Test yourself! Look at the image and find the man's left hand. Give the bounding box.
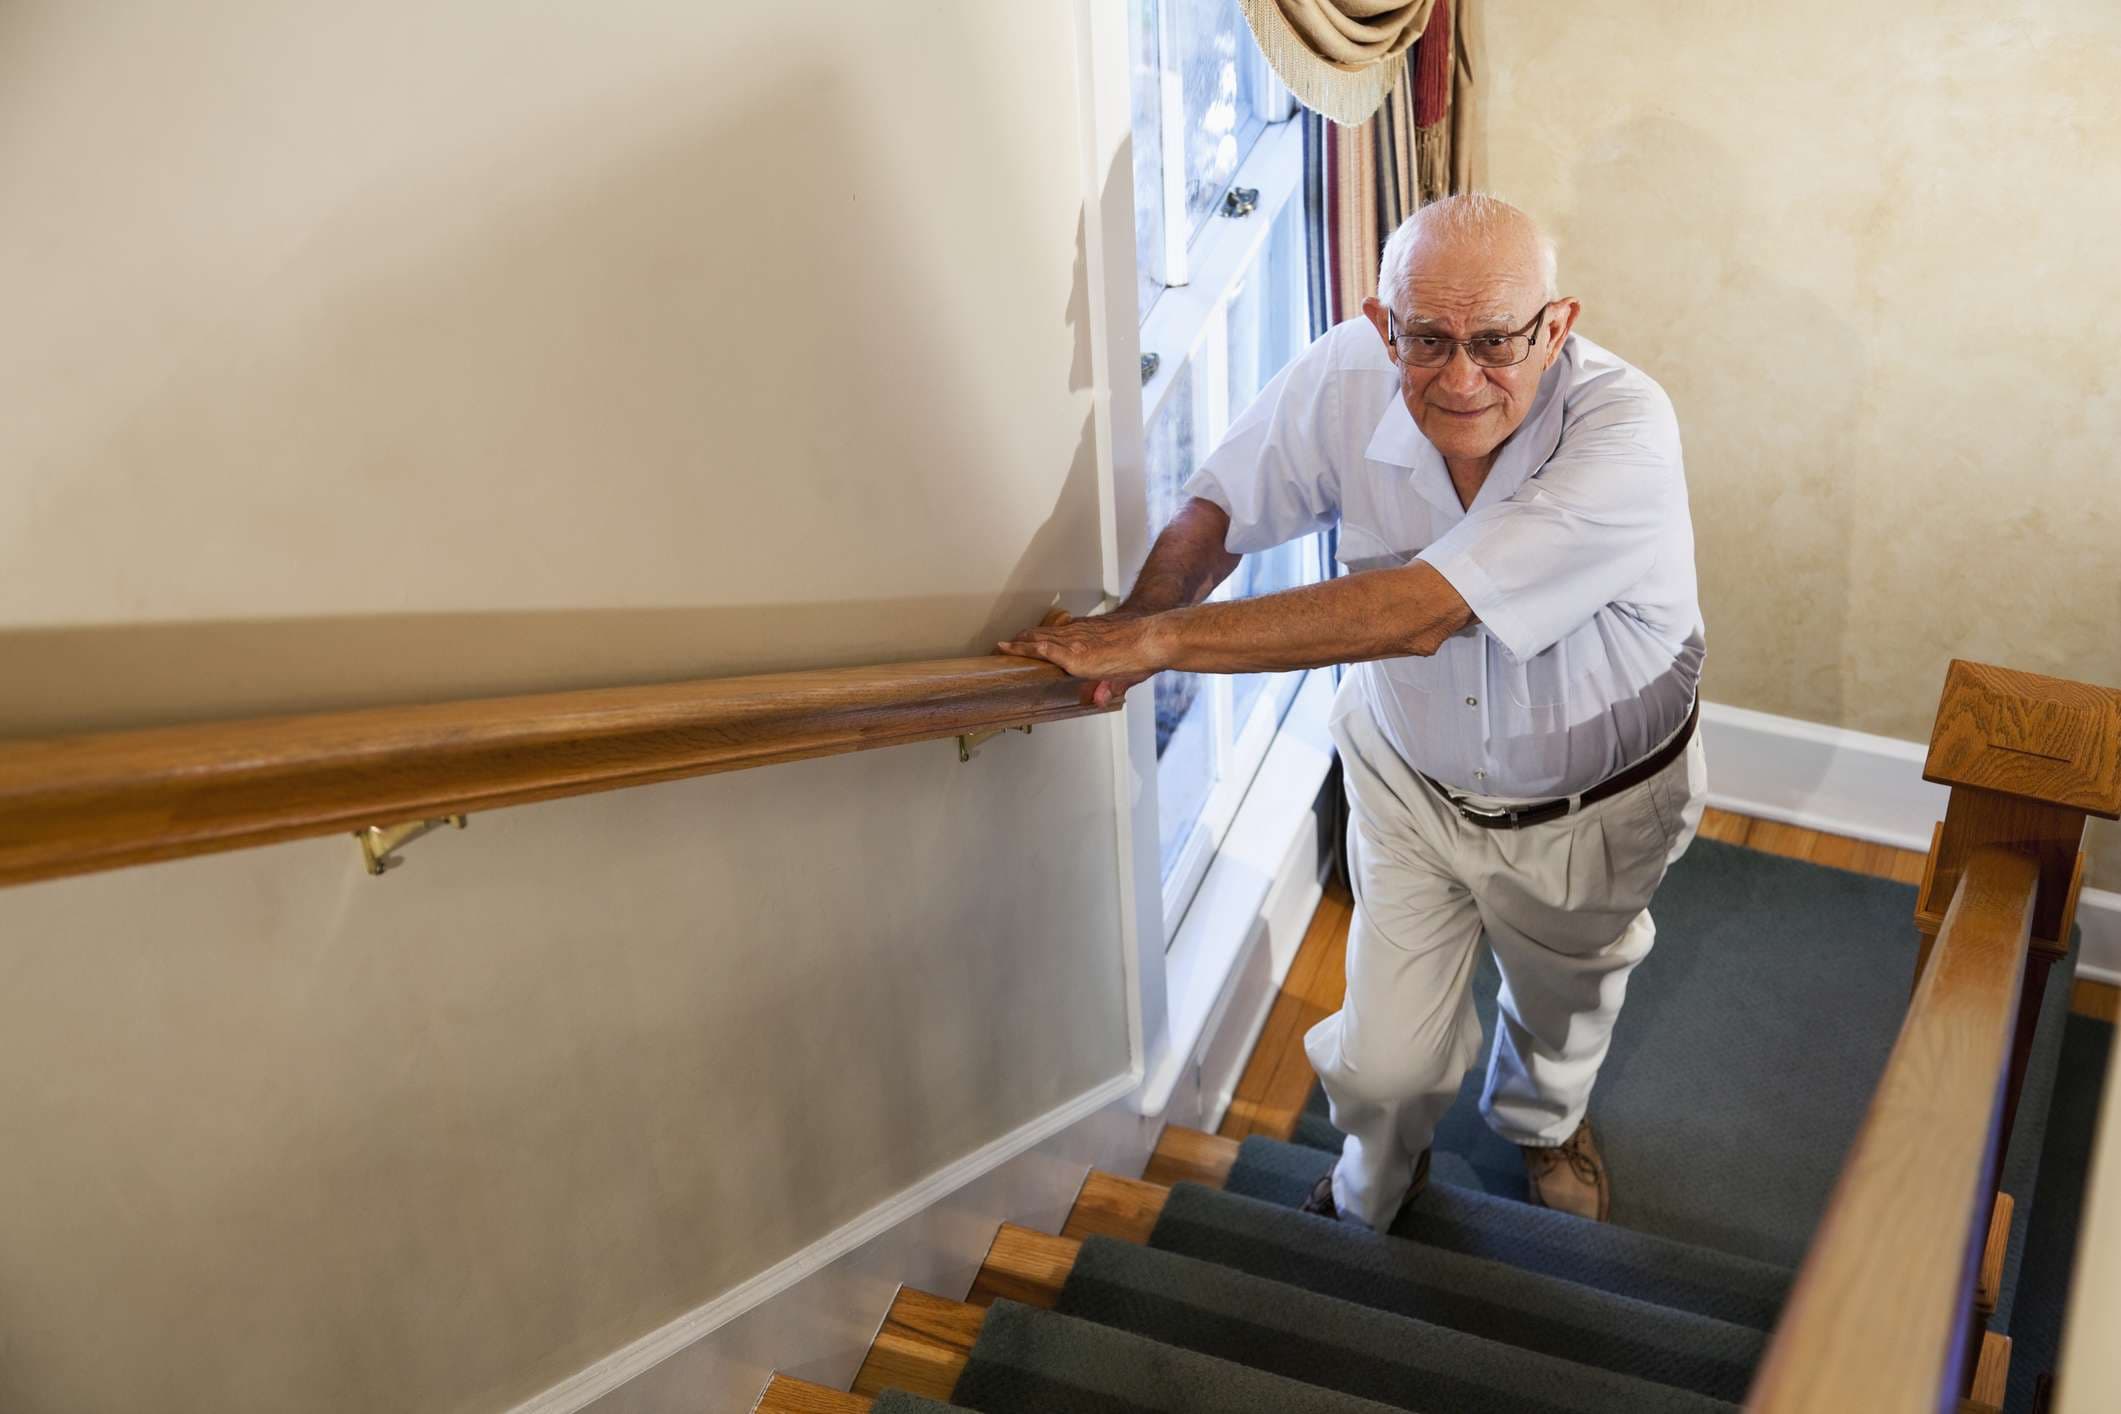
[998,610,1168,707]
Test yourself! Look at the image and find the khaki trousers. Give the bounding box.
[1303,676,1708,1230]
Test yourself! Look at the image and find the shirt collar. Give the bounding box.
[1363,335,1576,515]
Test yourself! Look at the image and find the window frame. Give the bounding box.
[1137,117,1306,432]
[1133,115,1316,945]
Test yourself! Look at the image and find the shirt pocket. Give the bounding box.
[1335,522,1416,576]
[1336,524,1477,700]
[1375,627,1483,701]
[1498,616,1613,709]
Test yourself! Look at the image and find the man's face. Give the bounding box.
[1363,240,1578,469]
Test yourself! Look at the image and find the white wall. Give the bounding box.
[0,5,1137,1412]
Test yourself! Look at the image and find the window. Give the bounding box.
[1130,0,1326,942]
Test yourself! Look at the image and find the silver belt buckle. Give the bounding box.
[1455,800,1521,826]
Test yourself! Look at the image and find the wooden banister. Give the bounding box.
[0,655,1110,887]
[1748,661,2120,1412]
[1746,845,2037,1413]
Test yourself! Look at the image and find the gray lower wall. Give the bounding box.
[0,724,1130,1413]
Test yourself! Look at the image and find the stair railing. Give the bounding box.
[1746,661,2121,1414]
[0,650,1110,887]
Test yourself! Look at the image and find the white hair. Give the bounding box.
[1377,194,1559,315]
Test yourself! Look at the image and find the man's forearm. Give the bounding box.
[1148,561,1475,673]
[1117,497,1242,616]
[994,506,1471,688]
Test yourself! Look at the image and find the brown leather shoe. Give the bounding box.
[1299,1173,1339,1219]
[1522,1121,1610,1222]
[1300,1149,1431,1225]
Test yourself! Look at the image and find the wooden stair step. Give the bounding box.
[1143,1125,1241,1189]
[967,1222,1079,1309]
[1966,1331,2010,1412]
[1974,1191,2014,1316]
[1059,1171,1171,1245]
[754,1374,872,1412]
[849,1288,983,1401]
[962,1131,1232,1313]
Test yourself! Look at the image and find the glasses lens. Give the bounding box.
[1468,335,1529,368]
[1398,336,1451,367]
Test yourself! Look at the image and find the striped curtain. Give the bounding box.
[1322,0,1485,322]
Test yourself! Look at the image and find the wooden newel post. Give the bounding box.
[1917,665,2112,949]
[1909,661,2121,1400]
[1918,659,2111,912]
[1914,662,2121,1116]
[1913,659,2121,983]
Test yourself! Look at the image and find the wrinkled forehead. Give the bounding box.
[1396,234,1545,329]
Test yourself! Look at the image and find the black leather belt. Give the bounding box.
[1423,698,1701,831]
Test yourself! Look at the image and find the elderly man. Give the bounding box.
[1001,194,1705,1229]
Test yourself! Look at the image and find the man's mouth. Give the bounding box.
[1431,405,1491,419]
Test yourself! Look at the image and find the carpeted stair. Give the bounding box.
[812,841,2092,1414]
[1160,1169,1776,1394]
[1281,838,2081,1350]
[1217,1137,1792,1330]
[1057,1231,1741,1411]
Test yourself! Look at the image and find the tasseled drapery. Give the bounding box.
[1321,0,1483,322]
[1237,1,1438,126]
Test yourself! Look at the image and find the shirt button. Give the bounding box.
[1465,696,1478,707]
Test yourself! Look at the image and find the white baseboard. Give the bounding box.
[510,1071,1155,1414]
[1700,700,2121,987]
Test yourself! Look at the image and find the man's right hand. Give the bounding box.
[1003,607,1155,708]
[1006,496,1239,706]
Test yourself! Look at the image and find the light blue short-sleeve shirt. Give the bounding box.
[1182,318,1704,800]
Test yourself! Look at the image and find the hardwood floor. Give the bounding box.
[1218,808,2116,1145]
[1217,887,1351,1143]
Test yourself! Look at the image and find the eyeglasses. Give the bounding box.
[1387,303,1553,369]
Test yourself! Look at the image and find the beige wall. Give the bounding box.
[0,5,1132,1412]
[1484,0,2121,884]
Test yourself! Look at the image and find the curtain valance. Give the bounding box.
[1237,0,1438,125]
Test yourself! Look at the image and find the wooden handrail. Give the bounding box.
[1748,661,2119,1412]
[1746,844,2038,1413]
[0,655,1110,887]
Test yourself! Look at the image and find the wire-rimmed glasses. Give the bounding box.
[1386,303,1554,369]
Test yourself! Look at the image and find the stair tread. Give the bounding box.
[966,1223,1072,1309]
[869,1394,964,1414]
[1059,1171,1166,1244]
[1142,1125,1240,1189]
[951,1299,1412,1414]
[1225,1135,1793,1329]
[1058,1233,1739,1412]
[851,1289,980,1401]
[1146,1181,1765,1402]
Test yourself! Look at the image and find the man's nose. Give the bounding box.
[1437,345,1487,395]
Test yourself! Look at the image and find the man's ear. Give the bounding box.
[1361,296,1393,348]
[1542,298,1582,367]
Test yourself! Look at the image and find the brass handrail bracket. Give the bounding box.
[356,815,467,876]
[958,724,1032,764]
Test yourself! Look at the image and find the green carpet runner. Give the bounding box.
[857,841,2092,1412]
